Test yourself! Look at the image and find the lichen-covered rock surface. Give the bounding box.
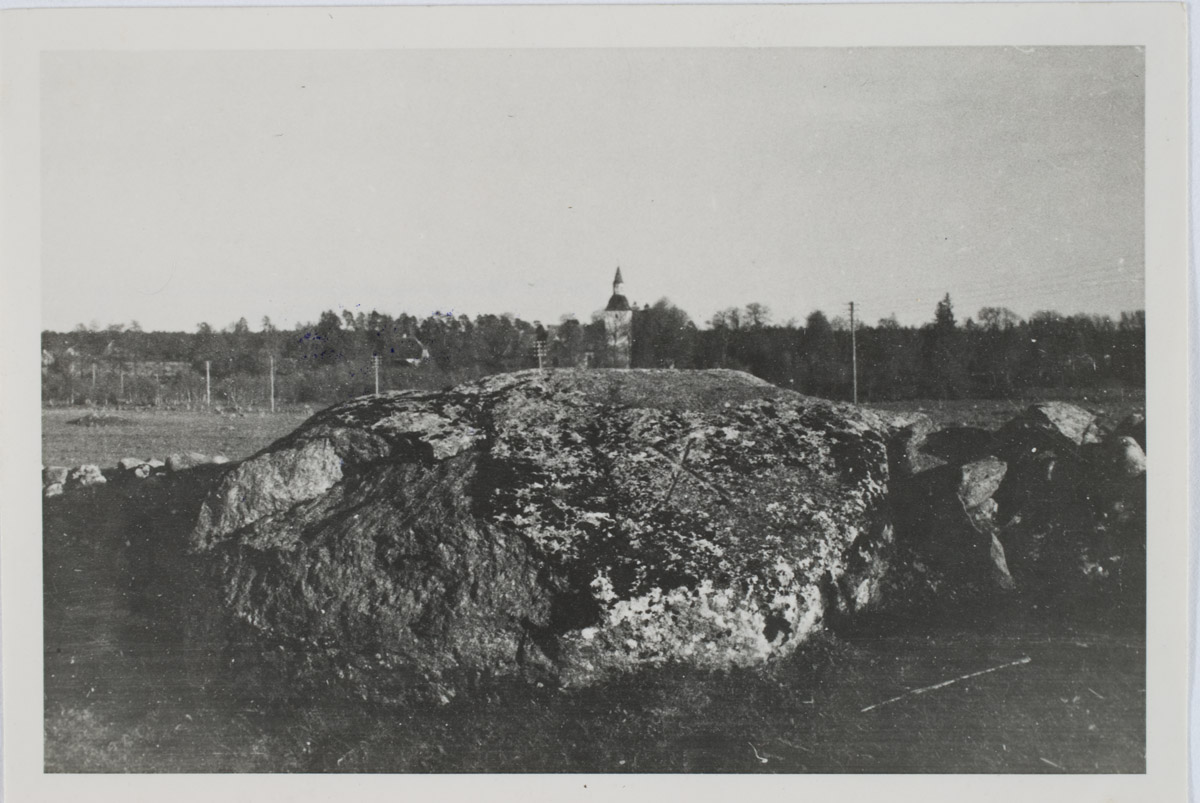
[190,369,897,697]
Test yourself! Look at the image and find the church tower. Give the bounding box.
[603,267,632,368]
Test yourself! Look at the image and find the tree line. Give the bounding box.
[41,295,1144,408]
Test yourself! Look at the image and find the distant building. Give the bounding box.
[603,267,632,368]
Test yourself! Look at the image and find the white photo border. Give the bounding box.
[1,4,1188,802]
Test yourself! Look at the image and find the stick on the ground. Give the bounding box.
[860,656,1032,713]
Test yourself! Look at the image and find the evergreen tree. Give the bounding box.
[921,293,969,398]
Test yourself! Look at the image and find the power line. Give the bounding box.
[848,301,858,405]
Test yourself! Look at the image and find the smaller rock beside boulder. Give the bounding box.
[1079,419,1108,446]
[891,456,1014,601]
[1082,433,1147,529]
[46,451,222,496]
[67,464,106,488]
[993,401,1096,463]
[108,456,175,481]
[959,457,1008,509]
[990,403,1145,601]
[1029,401,1098,444]
[1113,412,1146,453]
[167,452,212,473]
[43,466,69,486]
[869,399,1144,616]
[879,411,938,477]
[1097,435,1147,480]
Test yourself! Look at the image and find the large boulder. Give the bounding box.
[190,369,898,697]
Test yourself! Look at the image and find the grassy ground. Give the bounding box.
[43,624,1145,773]
[43,476,1144,774]
[41,390,1145,773]
[42,471,1144,775]
[43,387,1145,470]
[42,408,312,468]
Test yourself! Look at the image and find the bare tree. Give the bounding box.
[743,302,771,329]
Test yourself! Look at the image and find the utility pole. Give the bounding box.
[205,360,211,406]
[269,355,276,412]
[849,301,858,405]
[373,355,380,394]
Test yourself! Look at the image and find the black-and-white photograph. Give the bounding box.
[2,4,1189,796]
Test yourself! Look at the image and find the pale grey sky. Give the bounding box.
[41,46,1143,332]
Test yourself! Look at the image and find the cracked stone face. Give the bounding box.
[191,369,897,698]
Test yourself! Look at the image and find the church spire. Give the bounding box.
[605,267,630,312]
[603,266,633,368]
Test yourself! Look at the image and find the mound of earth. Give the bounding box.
[191,369,900,698]
[68,413,133,427]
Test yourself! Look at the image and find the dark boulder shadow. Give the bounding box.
[921,426,995,464]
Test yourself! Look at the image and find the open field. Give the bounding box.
[42,408,312,468]
[43,386,1145,470]
[864,387,1144,431]
[41,389,1145,773]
